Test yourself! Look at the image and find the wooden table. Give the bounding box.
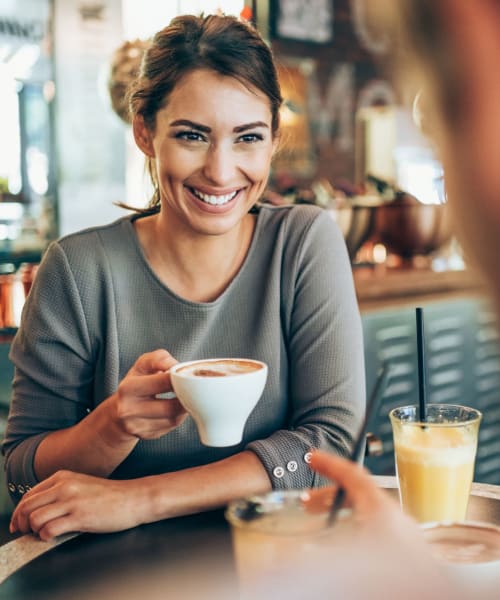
[0,478,499,599]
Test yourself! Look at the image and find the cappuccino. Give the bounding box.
[169,358,268,446]
[176,359,263,378]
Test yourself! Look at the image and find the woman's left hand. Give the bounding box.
[10,470,147,541]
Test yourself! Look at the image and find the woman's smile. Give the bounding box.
[186,186,241,208]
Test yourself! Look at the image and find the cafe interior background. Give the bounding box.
[1,0,500,517]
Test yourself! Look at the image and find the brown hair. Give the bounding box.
[127,14,283,212]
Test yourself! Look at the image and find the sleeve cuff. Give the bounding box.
[4,432,47,505]
[246,431,331,490]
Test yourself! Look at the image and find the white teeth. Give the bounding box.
[191,188,238,205]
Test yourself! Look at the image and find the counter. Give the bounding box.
[354,266,485,311]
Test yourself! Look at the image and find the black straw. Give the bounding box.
[416,307,427,423]
[327,362,392,525]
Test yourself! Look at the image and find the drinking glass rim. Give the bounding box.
[389,403,482,426]
[225,490,351,535]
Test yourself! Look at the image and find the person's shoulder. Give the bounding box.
[43,215,134,273]
[257,202,336,235]
[55,215,132,249]
[257,202,326,226]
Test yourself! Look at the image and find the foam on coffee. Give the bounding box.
[176,359,262,378]
[423,523,500,564]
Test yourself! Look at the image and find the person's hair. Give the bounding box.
[127,13,283,212]
[108,39,150,124]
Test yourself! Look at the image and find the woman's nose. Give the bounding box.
[202,143,236,185]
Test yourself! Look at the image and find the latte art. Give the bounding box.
[169,357,268,446]
[176,359,263,377]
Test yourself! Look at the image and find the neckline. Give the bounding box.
[124,208,264,306]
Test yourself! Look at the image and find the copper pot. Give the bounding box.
[374,193,453,258]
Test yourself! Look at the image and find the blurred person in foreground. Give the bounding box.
[307,1,500,598]
[4,14,365,539]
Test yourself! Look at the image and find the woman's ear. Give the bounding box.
[133,115,155,158]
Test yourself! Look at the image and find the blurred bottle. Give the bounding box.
[0,262,38,330]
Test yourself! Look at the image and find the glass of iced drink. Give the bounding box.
[225,489,349,598]
[389,404,482,523]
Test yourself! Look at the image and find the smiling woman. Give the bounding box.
[2,14,365,542]
[132,69,276,248]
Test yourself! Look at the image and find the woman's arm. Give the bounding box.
[246,208,366,489]
[33,349,187,480]
[10,450,271,540]
[3,242,187,493]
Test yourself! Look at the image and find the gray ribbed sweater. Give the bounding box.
[3,204,365,501]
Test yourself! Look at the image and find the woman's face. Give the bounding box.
[136,69,277,237]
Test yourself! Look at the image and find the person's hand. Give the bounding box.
[309,450,416,537]
[9,470,147,540]
[307,451,462,599]
[106,349,188,442]
[309,451,398,518]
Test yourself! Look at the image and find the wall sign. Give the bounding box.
[271,0,334,44]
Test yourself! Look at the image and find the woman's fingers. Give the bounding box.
[130,349,177,375]
[111,349,187,439]
[21,503,71,538]
[10,482,62,533]
[11,472,140,540]
[118,370,174,398]
[36,516,78,542]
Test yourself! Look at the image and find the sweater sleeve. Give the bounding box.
[246,208,366,489]
[2,242,94,503]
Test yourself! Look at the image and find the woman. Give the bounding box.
[4,14,365,540]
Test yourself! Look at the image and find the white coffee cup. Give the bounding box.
[421,521,500,596]
[169,358,268,447]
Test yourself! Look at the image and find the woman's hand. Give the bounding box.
[10,471,148,541]
[106,349,188,442]
[32,349,188,481]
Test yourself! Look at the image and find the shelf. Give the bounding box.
[354,266,485,311]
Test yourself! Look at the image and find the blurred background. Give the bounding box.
[1,0,499,513]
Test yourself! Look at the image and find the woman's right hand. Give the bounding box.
[106,349,188,442]
[33,349,188,481]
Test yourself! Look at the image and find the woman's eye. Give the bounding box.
[175,130,205,142]
[238,133,264,144]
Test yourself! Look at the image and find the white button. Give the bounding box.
[155,392,177,400]
[273,466,285,478]
[17,485,25,494]
[8,483,15,492]
[287,461,298,472]
[25,485,32,492]
[304,452,312,464]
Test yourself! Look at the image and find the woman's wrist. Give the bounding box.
[34,397,139,480]
[92,394,140,448]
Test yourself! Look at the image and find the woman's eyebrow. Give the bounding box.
[233,121,269,133]
[169,119,211,133]
[169,119,269,133]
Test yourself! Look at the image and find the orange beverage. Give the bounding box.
[390,404,482,523]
